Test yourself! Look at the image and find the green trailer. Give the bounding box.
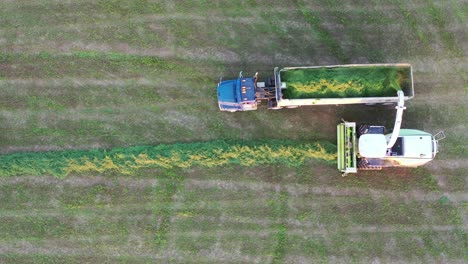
[275,63,413,108]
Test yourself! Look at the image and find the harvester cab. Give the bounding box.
[337,91,444,176]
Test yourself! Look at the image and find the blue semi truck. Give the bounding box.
[217,64,414,112]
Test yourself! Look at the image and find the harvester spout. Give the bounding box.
[387,90,406,149]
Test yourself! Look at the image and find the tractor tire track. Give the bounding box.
[186,179,468,204]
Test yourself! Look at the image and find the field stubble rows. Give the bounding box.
[0,169,465,263]
[0,0,466,263]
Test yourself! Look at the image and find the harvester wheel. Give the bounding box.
[358,159,369,169]
[265,77,275,87]
[267,100,282,110]
[358,125,369,136]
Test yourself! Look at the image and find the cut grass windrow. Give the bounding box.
[0,140,336,178]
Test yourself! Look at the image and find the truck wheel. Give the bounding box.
[265,77,275,87]
[269,107,282,110]
[267,100,282,110]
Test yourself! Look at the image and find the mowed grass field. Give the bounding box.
[0,0,467,263]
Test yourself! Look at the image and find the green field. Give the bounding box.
[0,0,467,263]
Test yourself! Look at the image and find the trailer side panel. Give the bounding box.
[277,64,413,106]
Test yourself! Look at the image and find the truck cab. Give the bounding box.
[217,76,257,112]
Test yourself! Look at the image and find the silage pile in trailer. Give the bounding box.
[281,66,410,99]
[0,140,336,177]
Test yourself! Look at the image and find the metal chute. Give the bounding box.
[386,90,406,149]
